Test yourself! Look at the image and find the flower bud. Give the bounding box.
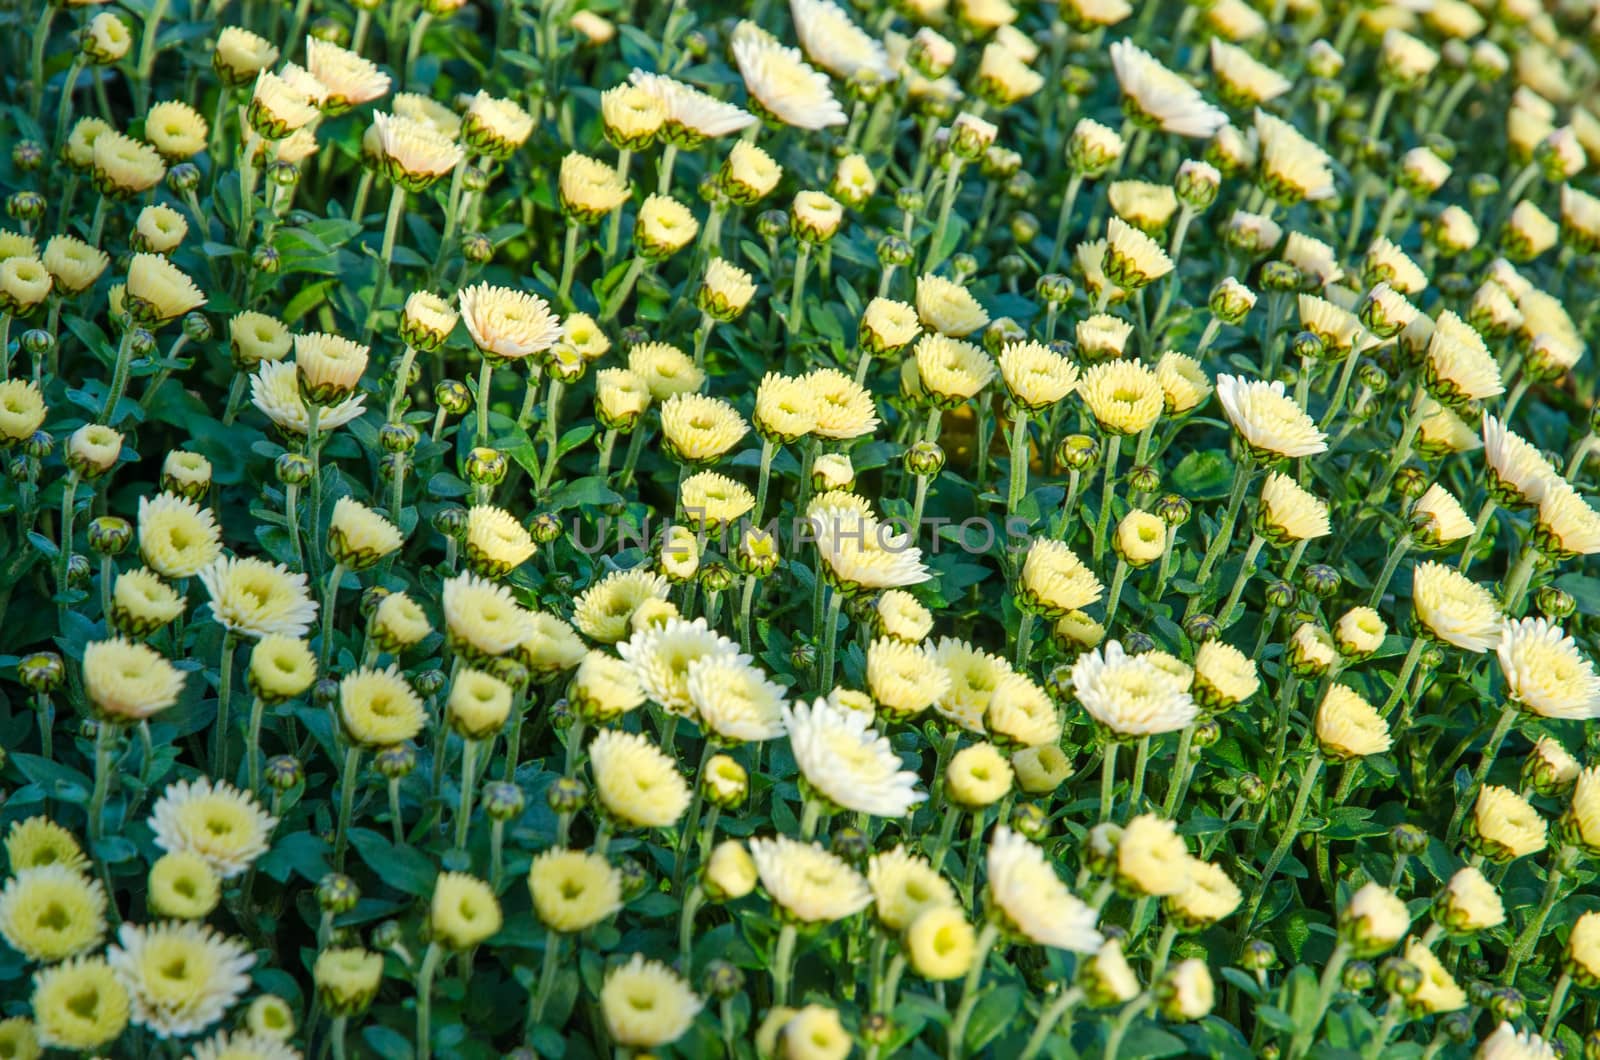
[87,515,132,556]
[703,754,748,809]
[703,959,745,1001]
[481,780,524,822]
[18,651,65,694]
[1208,277,1257,325]
[66,424,123,478]
[1175,160,1221,212]
[546,775,588,815]
[904,440,945,478]
[318,873,360,914]
[265,755,303,791]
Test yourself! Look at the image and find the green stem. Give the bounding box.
[453,739,479,853]
[1046,173,1083,273]
[415,941,443,1060]
[946,923,1002,1060]
[1099,739,1118,822]
[1286,940,1351,1060]
[1503,862,1567,984]
[1092,434,1122,564]
[1125,735,1151,819]
[213,632,238,780]
[598,255,646,322]
[87,719,118,843]
[785,244,812,339]
[319,563,346,673]
[362,187,406,346]
[557,219,582,309]
[1018,987,1083,1060]
[1444,700,1518,847]
[923,159,964,274]
[476,358,495,443]
[1542,972,1573,1037]
[1190,454,1255,600]
[817,587,845,693]
[1240,753,1323,937]
[1006,412,1031,521]
[1218,534,1265,627]
[771,923,799,1005]
[333,745,363,871]
[1367,532,1412,607]
[101,326,137,423]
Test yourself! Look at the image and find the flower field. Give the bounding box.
[2,0,1600,1056]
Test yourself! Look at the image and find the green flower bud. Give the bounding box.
[17,651,65,694]
[374,743,416,780]
[547,775,587,815]
[318,873,360,914]
[481,780,524,821]
[703,959,745,1001]
[265,755,303,791]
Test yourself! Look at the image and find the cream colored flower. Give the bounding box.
[1470,785,1546,861]
[629,70,755,142]
[618,615,744,717]
[790,0,893,81]
[731,21,846,130]
[600,955,702,1048]
[1411,561,1502,652]
[1215,374,1326,459]
[458,283,561,361]
[786,698,924,816]
[749,836,871,922]
[916,275,990,339]
[198,557,317,638]
[148,778,276,879]
[1315,685,1391,760]
[1496,617,1600,719]
[914,335,996,407]
[930,637,1013,734]
[306,38,391,108]
[588,729,691,829]
[371,111,463,187]
[1080,360,1164,436]
[1104,216,1173,289]
[106,921,254,1037]
[1257,472,1330,544]
[1072,640,1197,736]
[1411,483,1473,546]
[1210,40,1290,107]
[1192,639,1259,709]
[1115,815,1190,897]
[1535,480,1600,558]
[1108,180,1178,235]
[1110,40,1226,138]
[985,827,1102,951]
[250,361,365,435]
[1255,110,1335,204]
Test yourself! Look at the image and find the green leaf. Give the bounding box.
[348,829,438,896]
[964,985,1022,1054]
[257,831,332,884]
[1170,448,1236,500]
[547,476,622,511]
[9,753,91,803]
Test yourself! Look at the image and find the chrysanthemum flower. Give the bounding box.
[929,636,1014,733]
[111,567,187,636]
[1080,360,1164,436]
[1072,640,1197,737]
[107,920,255,1038]
[790,0,893,81]
[1210,40,1290,107]
[338,665,426,746]
[1411,561,1502,652]
[82,638,187,720]
[559,153,631,224]
[516,611,587,676]
[749,836,872,922]
[1110,40,1227,138]
[785,698,925,817]
[628,70,756,144]
[914,334,996,407]
[462,505,536,578]
[1534,480,1600,558]
[1019,539,1104,616]
[529,849,623,933]
[186,1030,303,1060]
[867,846,957,932]
[428,873,502,949]
[306,38,391,109]
[31,956,130,1051]
[865,638,949,720]
[999,340,1080,411]
[1469,786,1546,862]
[986,826,1103,950]
[371,111,462,189]
[659,393,748,465]
[0,865,108,961]
[600,954,703,1048]
[147,850,221,920]
[149,778,276,879]
[1496,617,1600,719]
[688,655,787,742]
[138,491,221,579]
[810,501,930,592]
[5,817,89,873]
[588,729,691,829]
[1215,374,1327,459]
[198,556,317,638]
[986,671,1062,748]
[442,571,533,659]
[458,282,562,362]
[250,361,366,435]
[618,615,744,716]
[730,20,846,130]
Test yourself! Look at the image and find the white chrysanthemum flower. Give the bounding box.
[730,22,846,130]
[628,70,755,141]
[1477,1022,1557,1060]
[1255,109,1335,203]
[107,921,255,1038]
[1282,232,1343,288]
[1481,414,1558,506]
[617,616,746,717]
[1110,40,1227,138]
[1258,471,1331,543]
[1215,374,1327,459]
[1535,480,1600,558]
[305,38,391,107]
[986,826,1103,951]
[370,111,463,185]
[1497,617,1600,720]
[930,637,1014,733]
[458,282,562,361]
[1411,561,1502,653]
[810,502,931,592]
[790,0,893,81]
[572,568,672,643]
[785,698,925,817]
[198,556,318,638]
[1072,640,1198,736]
[749,836,872,922]
[687,655,787,742]
[249,361,366,435]
[1425,310,1503,406]
[1210,40,1291,106]
[148,779,277,879]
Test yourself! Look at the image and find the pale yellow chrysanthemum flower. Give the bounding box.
[686,655,786,742]
[1080,360,1164,436]
[1470,785,1546,861]
[338,665,426,747]
[914,334,996,407]
[987,671,1062,748]
[785,698,925,817]
[930,636,1013,733]
[986,826,1103,950]
[999,340,1080,411]
[306,38,391,108]
[1192,639,1259,709]
[915,275,990,338]
[1411,561,1502,652]
[1104,216,1174,289]
[1110,40,1226,138]
[0,865,107,961]
[1210,39,1290,106]
[82,637,186,720]
[1255,109,1335,204]
[198,556,317,638]
[867,846,957,932]
[559,153,631,223]
[441,571,533,658]
[138,491,221,579]
[1107,180,1179,234]
[31,956,129,1051]
[429,873,502,949]
[617,615,743,716]
[1535,480,1600,558]
[568,650,647,721]
[600,954,703,1048]
[1315,685,1391,759]
[1256,472,1330,545]
[1215,374,1326,459]
[629,69,756,142]
[371,111,463,186]
[1114,814,1191,897]
[1497,617,1600,719]
[805,368,879,439]
[866,638,949,720]
[458,282,561,361]
[6,817,89,873]
[730,21,845,130]
[1019,538,1104,616]
[791,0,893,80]
[528,848,622,933]
[1436,865,1504,933]
[1072,639,1197,736]
[250,361,366,435]
[589,729,692,829]
[810,502,930,591]
[659,393,748,464]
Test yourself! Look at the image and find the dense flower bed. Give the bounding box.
[1,0,1599,1057]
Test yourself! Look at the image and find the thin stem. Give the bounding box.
[817,587,845,692]
[1046,173,1084,273]
[1099,740,1118,822]
[1092,434,1123,563]
[87,720,119,843]
[1240,753,1324,937]
[923,159,965,274]
[1444,700,1519,846]
[1367,532,1412,607]
[100,327,137,423]
[1503,862,1567,984]
[527,931,562,1028]
[1125,735,1151,819]
[771,923,799,1005]
[1189,455,1256,611]
[946,923,1002,1060]
[1218,534,1266,627]
[453,739,480,853]
[319,563,347,673]
[213,632,239,780]
[333,745,363,871]
[1285,941,1351,1060]
[1017,987,1084,1060]
[415,941,443,1060]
